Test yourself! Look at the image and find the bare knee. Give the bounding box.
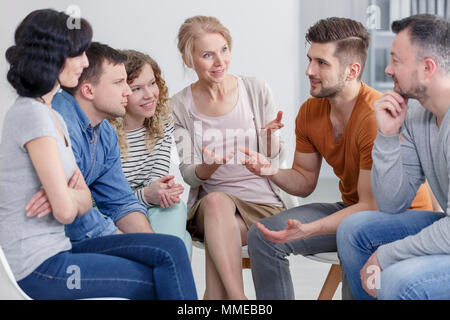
[200,192,235,221]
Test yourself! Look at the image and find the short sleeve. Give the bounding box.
[11,100,57,151]
[295,102,317,153]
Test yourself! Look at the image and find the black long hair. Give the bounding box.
[5,9,93,98]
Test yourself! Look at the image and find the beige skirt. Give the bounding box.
[187,192,285,242]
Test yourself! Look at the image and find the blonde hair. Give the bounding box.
[109,50,172,158]
[177,15,232,68]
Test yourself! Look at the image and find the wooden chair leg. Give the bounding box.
[242,257,251,269]
[318,264,342,300]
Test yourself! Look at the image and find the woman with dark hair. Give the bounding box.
[0,9,196,300]
[109,50,192,257]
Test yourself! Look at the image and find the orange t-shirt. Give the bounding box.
[295,83,432,210]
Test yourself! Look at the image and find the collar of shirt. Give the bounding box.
[58,90,94,132]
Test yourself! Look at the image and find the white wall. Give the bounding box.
[0,0,300,160]
[0,0,371,181]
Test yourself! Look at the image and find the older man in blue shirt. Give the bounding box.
[27,42,152,241]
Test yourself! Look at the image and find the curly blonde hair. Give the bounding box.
[109,50,172,158]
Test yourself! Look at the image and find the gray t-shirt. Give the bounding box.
[0,97,73,281]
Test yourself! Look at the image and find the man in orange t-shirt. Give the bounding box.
[295,84,431,209]
[244,17,432,300]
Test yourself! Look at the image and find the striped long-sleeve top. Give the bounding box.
[120,121,174,207]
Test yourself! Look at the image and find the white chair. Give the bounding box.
[0,246,129,300]
[193,241,250,267]
[305,252,341,300]
[0,246,31,300]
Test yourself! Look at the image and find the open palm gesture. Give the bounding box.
[256,219,311,244]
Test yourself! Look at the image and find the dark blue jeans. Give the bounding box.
[17,233,197,300]
[337,210,447,300]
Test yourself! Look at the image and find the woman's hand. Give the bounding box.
[25,188,51,218]
[202,146,235,165]
[68,167,84,189]
[239,146,278,177]
[194,147,235,180]
[262,111,284,131]
[144,175,185,208]
[260,111,283,157]
[26,167,85,218]
[159,181,185,208]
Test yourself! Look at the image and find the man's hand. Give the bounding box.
[26,167,84,218]
[374,90,408,136]
[255,219,312,244]
[239,147,278,176]
[360,251,382,298]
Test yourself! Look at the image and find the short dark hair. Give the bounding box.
[5,9,92,98]
[306,17,370,79]
[391,14,450,73]
[63,42,128,95]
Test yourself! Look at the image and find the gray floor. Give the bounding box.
[190,177,343,300]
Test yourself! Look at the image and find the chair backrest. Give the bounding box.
[0,246,31,300]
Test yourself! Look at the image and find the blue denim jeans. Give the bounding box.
[337,210,448,300]
[17,233,197,300]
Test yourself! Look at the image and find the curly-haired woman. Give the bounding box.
[110,50,192,257]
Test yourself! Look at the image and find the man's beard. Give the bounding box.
[310,69,347,99]
[310,79,346,98]
[392,73,427,100]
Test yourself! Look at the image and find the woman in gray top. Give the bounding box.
[0,9,196,300]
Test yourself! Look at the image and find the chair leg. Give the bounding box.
[242,257,251,269]
[318,264,342,300]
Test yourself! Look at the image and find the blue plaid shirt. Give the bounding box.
[53,91,147,241]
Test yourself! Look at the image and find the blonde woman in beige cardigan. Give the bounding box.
[172,15,296,300]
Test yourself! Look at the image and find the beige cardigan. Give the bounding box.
[171,76,298,212]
